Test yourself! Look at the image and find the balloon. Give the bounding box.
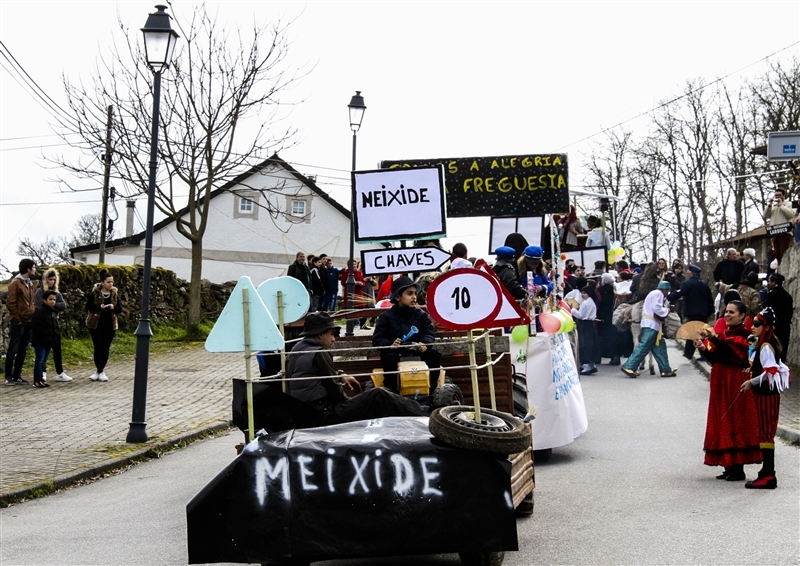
[558,300,572,314]
[538,313,561,334]
[616,247,626,258]
[608,253,616,264]
[560,253,567,260]
[612,240,621,249]
[376,299,392,308]
[511,325,529,343]
[553,311,569,333]
[564,314,575,332]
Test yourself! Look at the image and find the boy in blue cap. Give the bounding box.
[492,246,526,300]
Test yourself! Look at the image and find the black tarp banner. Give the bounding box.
[381,154,569,217]
[187,418,518,564]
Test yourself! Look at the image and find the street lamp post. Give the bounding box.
[345,91,366,337]
[127,5,179,443]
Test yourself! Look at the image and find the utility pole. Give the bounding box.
[99,105,113,264]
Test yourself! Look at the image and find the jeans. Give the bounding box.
[321,291,338,312]
[623,327,672,373]
[33,346,50,381]
[4,322,32,378]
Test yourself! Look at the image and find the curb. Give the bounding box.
[687,345,800,444]
[0,420,233,507]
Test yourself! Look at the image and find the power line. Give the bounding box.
[556,41,800,152]
[0,199,102,206]
[0,41,79,130]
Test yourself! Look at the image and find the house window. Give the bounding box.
[291,200,306,217]
[240,198,253,213]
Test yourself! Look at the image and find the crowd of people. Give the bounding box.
[5,260,121,387]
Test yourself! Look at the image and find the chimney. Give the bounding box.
[126,200,136,237]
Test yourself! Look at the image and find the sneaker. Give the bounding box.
[33,380,51,388]
[89,372,100,381]
[55,372,73,382]
[42,372,47,381]
[660,370,678,378]
[5,378,16,386]
[97,372,108,382]
[745,475,777,489]
[8,376,29,385]
[621,367,639,378]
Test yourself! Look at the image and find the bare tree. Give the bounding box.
[50,5,304,326]
[15,213,117,267]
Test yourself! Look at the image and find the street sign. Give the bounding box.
[426,269,502,330]
[352,166,447,242]
[360,246,452,276]
[767,131,800,161]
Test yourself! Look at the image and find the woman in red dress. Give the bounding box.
[694,300,761,481]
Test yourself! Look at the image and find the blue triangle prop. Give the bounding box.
[257,276,310,324]
[205,276,285,352]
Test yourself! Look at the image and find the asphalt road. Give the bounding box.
[1,358,798,565]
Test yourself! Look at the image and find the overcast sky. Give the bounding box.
[1,1,798,273]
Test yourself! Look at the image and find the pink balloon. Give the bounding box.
[557,300,572,315]
[538,313,561,334]
[377,299,392,308]
[552,311,569,333]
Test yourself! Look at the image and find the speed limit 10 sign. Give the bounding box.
[426,268,502,330]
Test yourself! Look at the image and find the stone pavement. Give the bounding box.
[1,338,798,504]
[0,344,240,504]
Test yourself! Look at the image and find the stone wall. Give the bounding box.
[1,266,236,353]
[777,245,800,367]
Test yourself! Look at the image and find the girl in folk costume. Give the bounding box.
[740,307,791,489]
[694,300,762,481]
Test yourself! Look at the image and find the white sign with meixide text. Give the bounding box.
[353,167,447,242]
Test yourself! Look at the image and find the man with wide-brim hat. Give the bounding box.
[621,280,677,378]
[667,263,714,360]
[287,311,426,422]
[372,275,441,393]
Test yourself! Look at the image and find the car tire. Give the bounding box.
[458,551,505,566]
[429,406,531,455]
[432,382,464,407]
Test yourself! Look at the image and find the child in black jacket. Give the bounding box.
[31,290,60,388]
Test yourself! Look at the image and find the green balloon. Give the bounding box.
[511,325,528,343]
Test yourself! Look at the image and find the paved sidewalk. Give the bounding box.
[1,345,241,504]
[1,338,798,505]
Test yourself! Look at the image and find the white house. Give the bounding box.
[71,154,376,284]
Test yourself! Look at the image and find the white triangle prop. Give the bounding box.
[474,259,531,326]
[257,276,310,324]
[205,276,285,352]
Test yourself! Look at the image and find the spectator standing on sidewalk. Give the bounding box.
[741,248,759,279]
[449,243,473,269]
[668,264,714,360]
[34,267,72,382]
[322,257,340,311]
[31,290,61,388]
[4,258,36,386]
[764,273,793,363]
[713,248,745,286]
[287,252,310,293]
[85,269,122,382]
[308,255,325,312]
